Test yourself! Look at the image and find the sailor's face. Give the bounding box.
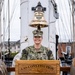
[33,36,43,44]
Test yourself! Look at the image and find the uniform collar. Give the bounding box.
[33,45,43,53]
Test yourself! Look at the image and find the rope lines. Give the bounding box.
[56,0,73,42]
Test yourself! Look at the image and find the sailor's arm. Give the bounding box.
[20,49,28,60]
[47,50,54,60]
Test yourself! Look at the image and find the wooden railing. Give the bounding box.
[7,66,70,72]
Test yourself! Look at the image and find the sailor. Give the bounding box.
[20,30,54,60]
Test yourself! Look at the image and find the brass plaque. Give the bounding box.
[15,60,60,75]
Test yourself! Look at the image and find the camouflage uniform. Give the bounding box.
[20,45,54,60]
[21,30,54,60]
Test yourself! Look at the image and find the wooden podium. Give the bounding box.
[70,58,75,75]
[15,60,60,75]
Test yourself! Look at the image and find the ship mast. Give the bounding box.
[72,0,75,58]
